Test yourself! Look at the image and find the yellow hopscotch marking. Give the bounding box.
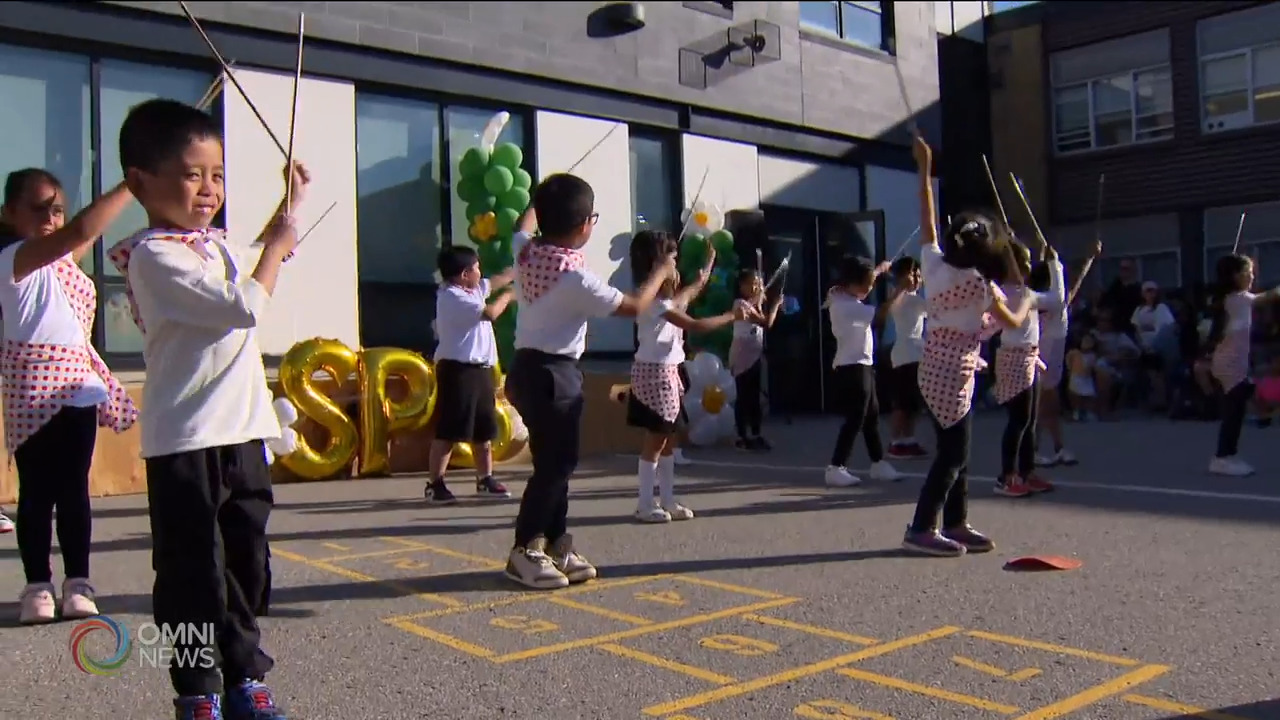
[495,597,798,664]
[1123,694,1252,720]
[382,618,495,658]
[743,614,878,645]
[270,548,462,607]
[1008,668,1044,681]
[320,542,350,551]
[642,626,961,716]
[964,630,1142,666]
[597,643,737,685]
[1012,665,1172,720]
[838,667,1020,714]
[385,575,673,623]
[548,597,653,625]
[952,655,1016,678]
[378,536,505,569]
[320,547,436,562]
[675,574,787,599]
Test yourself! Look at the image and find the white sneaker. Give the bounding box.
[1034,453,1057,467]
[869,460,903,482]
[671,448,692,466]
[825,466,861,487]
[1209,456,1255,477]
[61,578,99,619]
[0,508,13,533]
[548,534,597,584]
[1054,448,1078,466]
[504,540,570,589]
[635,504,672,523]
[663,503,695,521]
[18,583,57,625]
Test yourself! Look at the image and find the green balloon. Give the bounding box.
[709,229,735,254]
[459,147,489,178]
[511,168,533,191]
[464,197,496,221]
[495,207,521,236]
[500,187,531,213]
[490,142,523,170]
[484,165,515,196]
[456,175,487,204]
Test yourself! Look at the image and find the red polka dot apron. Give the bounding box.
[994,344,1045,405]
[1211,328,1250,392]
[106,228,222,334]
[516,240,584,303]
[630,361,684,423]
[0,258,138,455]
[917,275,993,429]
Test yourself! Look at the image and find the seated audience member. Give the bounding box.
[1092,310,1140,415]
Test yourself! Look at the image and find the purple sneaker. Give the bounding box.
[902,527,966,557]
[173,695,222,720]
[224,680,286,720]
[942,525,995,553]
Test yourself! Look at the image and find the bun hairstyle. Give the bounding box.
[629,229,678,287]
[940,210,1011,282]
[890,255,920,280]
[836,254,876,288]
[1205,253,1254,351]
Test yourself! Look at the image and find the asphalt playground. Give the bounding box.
[1,413,1278,719]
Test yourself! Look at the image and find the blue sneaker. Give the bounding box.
[224,680,287,720]
[173,695,222,720]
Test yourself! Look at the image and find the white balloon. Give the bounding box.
[688,414,720,446]
[716,406,737,437]
[684,391,707,424]
[717,368,737,404]
[690,352,723,390]
[509,409,529,441]
[279,427,299,454]
[264,446,275,466]
[480,111,511,151]
[272,397,299,427]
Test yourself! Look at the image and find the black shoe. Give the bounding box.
[476,476,512,498]
[750,436,773,452]
[425,479,457,505]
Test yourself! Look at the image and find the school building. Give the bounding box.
[987,0,1280,293]
[0,1,999,497]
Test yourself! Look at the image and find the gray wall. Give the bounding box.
[106,1,941,144]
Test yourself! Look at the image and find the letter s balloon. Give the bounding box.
[278,338,360,480]
[358,348,437,477]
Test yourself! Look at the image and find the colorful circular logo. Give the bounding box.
[69,616,132,676]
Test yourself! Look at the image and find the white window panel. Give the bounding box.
[1052,65,1174,154]
[1199,41,1280,133]
[799,1,891,52]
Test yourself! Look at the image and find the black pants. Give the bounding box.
[1217,380,1255,458]
[829,364,885,467]
[146,441,274,696]
[910,409,972,532]
[1001,379,1040,477]
[734,360,763,439]
[14,405,97,584]
[506,350,582,548]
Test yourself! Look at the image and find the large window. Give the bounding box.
[354,93,528,352]
[628,132,679,234]
[799,2,894,53]
[0,43,213,366]
[1050,30,1173,154]
[1197,4,1280,133]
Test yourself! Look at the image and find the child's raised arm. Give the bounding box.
[613,254,677,318]
[254,162,309,248]
[1066,240,1102,306]
[12,182,133,284]
[913,136,937,249]
[674,247,716,309]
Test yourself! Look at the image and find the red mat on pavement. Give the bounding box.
[1003,555,1083,571]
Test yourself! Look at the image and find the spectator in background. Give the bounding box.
[1100,258,1143,335]
[1093,310,1141,415]
[1132,281,1178,408]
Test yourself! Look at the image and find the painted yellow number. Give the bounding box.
[666,716,704,720]
[489,615,558,634]
[698,634,778,656]
[794,699,894,719]
[635,590,686,607]
[386,558,430,570]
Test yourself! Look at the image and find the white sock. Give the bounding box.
[638,459,658,506]
[657,455,677,507]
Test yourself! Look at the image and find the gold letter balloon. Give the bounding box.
[275,339,525,479]
[277,338,361,480]
[358,348,438,477]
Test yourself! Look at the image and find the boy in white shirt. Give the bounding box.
[627,231,752,523]
[426,245,516,503]
[824,256,902,488]
[503,173,673,589]
[106,99,300,720]
[884,256,928,458]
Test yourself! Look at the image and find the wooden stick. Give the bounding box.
[284,13,305,212]
[676,166,711,242]
[178,1,288,158]
[1006,172,1047,248]
[980,154,1008,225]
[889,226,922,261]
[1093,173,1106,227]
[566,123,621,174]
[1232,212,1248,254]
